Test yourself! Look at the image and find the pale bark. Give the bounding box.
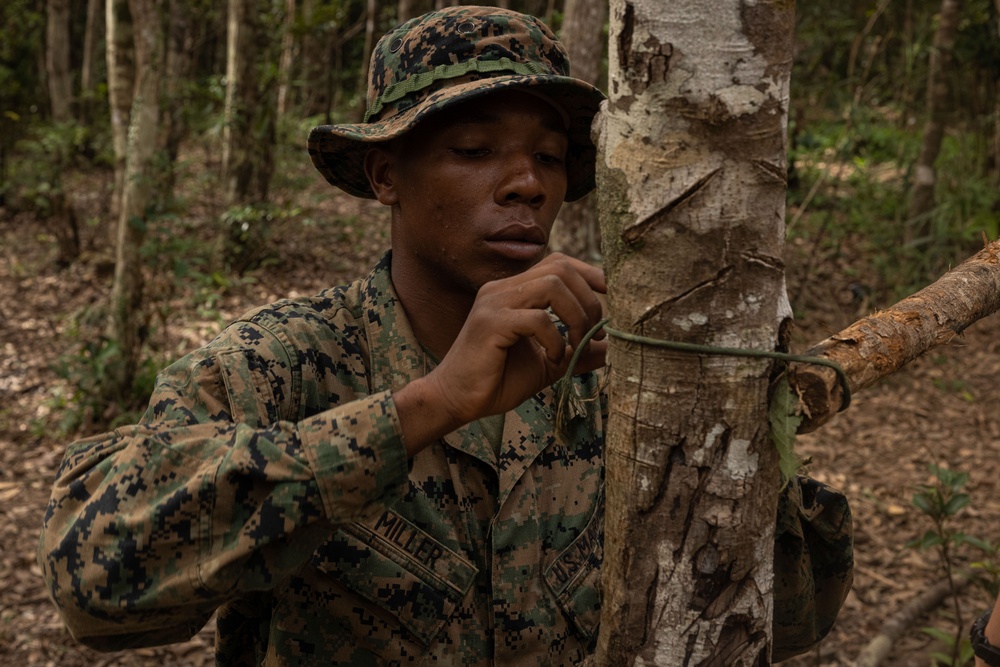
[277,0,296,116]
[595,0,795,663]
[790,238,1000,434]
[222,0,277,205]
[355,0,378,121]
[81,0,104,101]
[162,0,194,190]
[106,0,135,221]
[397,0,415,23]
[907,0,963,231]
[107,0,165,400]
[46,0,74,121]
[549,0,606,261]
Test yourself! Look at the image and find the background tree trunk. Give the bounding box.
[354,0,378,121]
[106,0,166,402]
[162,0,193,193]
[906,0,963,233]
[549,0,606,261]
[397,0,415,23]
[277,0,297,116]
[222,0,278,206]
[46,0,74,121]
[595,0,795,663]
[106,0,135,222]
[80,0,104,120]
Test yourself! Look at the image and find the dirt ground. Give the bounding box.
[1,160,998,666]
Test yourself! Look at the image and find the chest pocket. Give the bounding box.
[312,508,478,646]
[543,484,604,642]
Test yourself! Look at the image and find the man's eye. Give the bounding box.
[537,152,565,165]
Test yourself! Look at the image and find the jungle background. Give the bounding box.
[2,0,1000,664]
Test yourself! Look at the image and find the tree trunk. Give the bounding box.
[106,0,135,222]
[906,0,963,233]
[106,0,165,401]
[789,238,1000,434]
[994,0,1000,176]
[162,0,193,192]
[397,0,415,23]
[46,0,74,121]
[277,0,296,116]
[355,0,378,121]
[222,0,277,206]
[549,0,607,261]
[595,0,795,663]
[80,0,104,119]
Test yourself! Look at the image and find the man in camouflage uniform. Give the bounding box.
[39,6,853,665]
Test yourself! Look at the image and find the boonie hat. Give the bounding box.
[307,5,606,202]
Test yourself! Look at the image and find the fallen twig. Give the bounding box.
[853,571,971,667]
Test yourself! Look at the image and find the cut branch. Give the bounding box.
[791,239,1000,433]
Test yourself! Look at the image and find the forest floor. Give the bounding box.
[1,152,998,666]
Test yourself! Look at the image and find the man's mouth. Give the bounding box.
[485,224,548,261]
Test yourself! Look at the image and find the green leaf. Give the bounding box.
[943,493,971,516]
[769,376,804,485]
[912,493,935,516]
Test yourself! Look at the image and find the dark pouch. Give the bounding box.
[772,476,854,662]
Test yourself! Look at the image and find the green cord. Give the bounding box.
[557,317,852,411]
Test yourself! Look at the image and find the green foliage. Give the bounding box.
[907,464,1000,667]
[920,625,975,667]
[48,331,160,438]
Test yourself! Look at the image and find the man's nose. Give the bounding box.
[496,153,547,207]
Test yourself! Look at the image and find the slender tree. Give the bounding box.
[80,0,104,119]
[595,0,796,663]
[550,0,606,261]
[907,0,964,231]
[221,0,278,206]
[106,0,167,402]
[106,0,135,221]
[277,0,297,116]
[46,0,73,121]
[354,0,378,120]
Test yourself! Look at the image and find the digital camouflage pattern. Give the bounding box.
[307,6,604,202]
[39,252,852,665]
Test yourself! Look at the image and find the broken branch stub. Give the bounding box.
[790,239,1000,434]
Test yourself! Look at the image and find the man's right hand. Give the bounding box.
[394,253,607,456]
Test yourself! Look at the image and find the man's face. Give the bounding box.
[372,90,570,299]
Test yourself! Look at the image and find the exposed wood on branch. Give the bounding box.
[790,239,1000,433]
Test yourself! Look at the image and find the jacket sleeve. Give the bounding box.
[37,316,410,651]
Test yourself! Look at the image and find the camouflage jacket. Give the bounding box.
[39,252,852,665]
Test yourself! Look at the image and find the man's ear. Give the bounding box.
[364,146,399,206]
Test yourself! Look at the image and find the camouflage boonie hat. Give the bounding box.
[307,5,606,202]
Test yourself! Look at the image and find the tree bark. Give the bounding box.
[106,0,165,401]
[595,0,795,664]
[355,0,378,121]
[277,0,297,116]
[80,0,104,116]
[162,0,194,191]
[790,238,1000,434]
[106,0,135,222]
[549,0,607,261]
[46,0,74,121]
[906,0,963,232]
[222,0,278,206]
